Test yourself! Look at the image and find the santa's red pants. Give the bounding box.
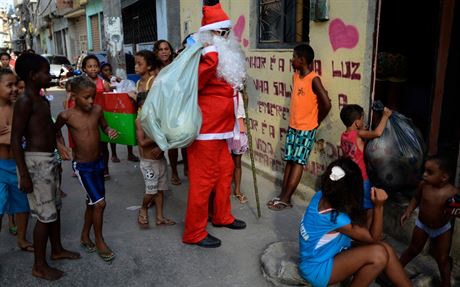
[183,139,235,243]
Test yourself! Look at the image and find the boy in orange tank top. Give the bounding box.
[268,44,331,211]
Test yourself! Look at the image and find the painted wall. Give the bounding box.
[179,0,377,201]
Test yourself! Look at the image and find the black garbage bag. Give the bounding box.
[365,105,425,191]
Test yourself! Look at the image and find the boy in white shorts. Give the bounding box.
[135,102,175,226]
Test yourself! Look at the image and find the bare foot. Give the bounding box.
[32,264,64,281]
[51,249,81,260]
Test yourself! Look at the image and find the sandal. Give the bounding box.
[268,200,292,211]
[266,197,280,207]
[234,194,248,204]
[156,218,176,226]
[80,241,96,253]
[97,248,115,262]
[171,175,181,185]
[104,173,111,181]
[19,243,34,252]
[138,210,149,225]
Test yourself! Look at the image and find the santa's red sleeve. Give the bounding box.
[198,46,218,91]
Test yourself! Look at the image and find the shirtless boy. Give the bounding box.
[0,68,33,252]
[55,76,118,262]
[11,53,80,281]
[400,155,459,287]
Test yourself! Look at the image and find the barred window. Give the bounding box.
[258,0,310,48]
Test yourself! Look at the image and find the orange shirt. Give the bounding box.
[289,71,319,131]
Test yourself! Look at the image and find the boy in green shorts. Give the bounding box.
[268,44,331,211]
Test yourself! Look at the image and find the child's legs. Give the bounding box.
[93,200,107,249]
[432,229,452,286]
[181,148,188,175]
[329,244,389,286]
[8,214,15,227]
[153,191,164,220]
[379,242,412,286]
[127,145,135,156]
[81,202,93,242]
[400,225,428,266]
[15,212,30,245]
[279,162,304,203]
[48,211,65,254]
[100,142,109,175]
[168,149,179,176]
[33,220,51,268]
[110,143,117,157]
[232,154,242,195]
[141,194,154,210]
[281,161,293,198]
[279,128,315,203]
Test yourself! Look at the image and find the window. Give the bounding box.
[258,0,310,48]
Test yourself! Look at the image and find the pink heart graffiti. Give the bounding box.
[328,19,359,51]
[233,15,249,47]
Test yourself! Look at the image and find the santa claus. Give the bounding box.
[182,3,247,248]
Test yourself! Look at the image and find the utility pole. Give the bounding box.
[102,0,126,79]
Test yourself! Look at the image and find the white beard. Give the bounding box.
[198,31,247,90]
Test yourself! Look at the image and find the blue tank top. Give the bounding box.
[299,191,352,285]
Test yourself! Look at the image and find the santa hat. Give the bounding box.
[200,3,232,32]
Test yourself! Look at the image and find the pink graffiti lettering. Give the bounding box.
[278,58,285,72]
[246,56,267,69]
[315,139,339,159]
[249,118,258,131]
[332,61,361,80]
[279,127,287,142]
[255,138,274,155]
[306,161,326,176]
[273,82,292,98]
[253,79,269,94]
[257,101,289,120]
[253,151,284,172]
[329,18,359,51]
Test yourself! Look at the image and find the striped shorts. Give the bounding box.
[283,127,317,165]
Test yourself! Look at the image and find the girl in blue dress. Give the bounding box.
[299,158,411,287]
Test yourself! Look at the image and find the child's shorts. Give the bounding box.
[24,152,61,223]
[73,158,105,205]
[227,132,248,155]
[0,159,30,215]
[140,158,168,195]
[283,127,317,165]
[363,180,374,209]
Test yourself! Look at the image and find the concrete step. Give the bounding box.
[260,237,458,286]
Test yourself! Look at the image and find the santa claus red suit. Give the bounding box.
[183,3,246,248]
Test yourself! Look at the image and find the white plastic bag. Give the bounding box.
[113,79,136,93]
[139,42,203,151]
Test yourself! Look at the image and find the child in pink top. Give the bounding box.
[339,104,392,226]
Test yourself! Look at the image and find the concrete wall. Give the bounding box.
[85,0,103,51]
[179,0,377,201]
